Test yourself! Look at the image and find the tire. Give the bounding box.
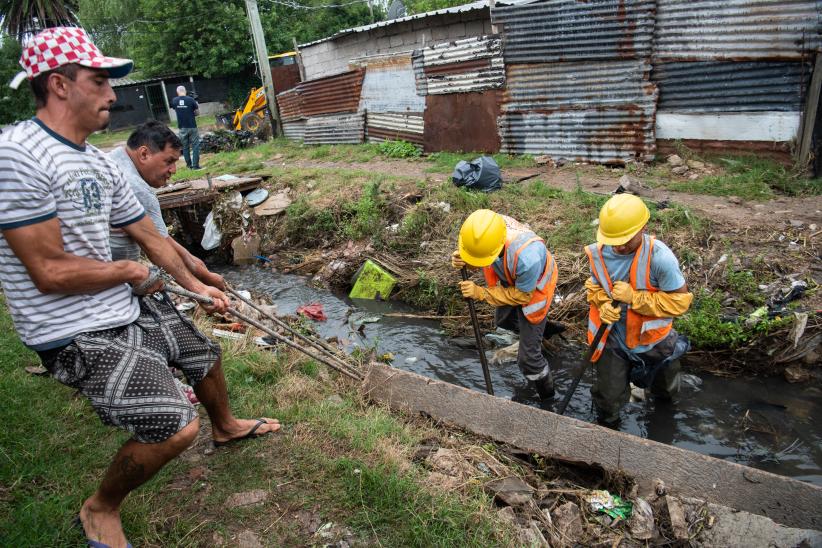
[240,113,262,132]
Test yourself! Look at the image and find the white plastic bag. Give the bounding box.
[201,211,222,250]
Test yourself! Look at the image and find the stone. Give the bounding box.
[325,394,344,405]
[687,160,706,170]
[728,195,742,204]
[226,489,269,509]
[534,155,553,166]
[789,219,804,228]
[484,476,535,506]
[784,366,811,383]
[428,448,475,480]
[667,154,684,167]
[665,496,690,541]
[236,530,263,548]
[671,166,689,175]
[753,204,766,209]
[688,173,700,180]
[551,501,584,545]
[629,498,656,540]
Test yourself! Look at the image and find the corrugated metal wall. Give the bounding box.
[654,0,822,61]
[366,113,425,146]
[412,36,505,95]
[299,69,365,117]
[493,0,658,163]
[304,113,365,145]
[282,120,306,142]
[357,55,425,113]
[491,0,658,62]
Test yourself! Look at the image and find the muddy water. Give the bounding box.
[221,266,822,486]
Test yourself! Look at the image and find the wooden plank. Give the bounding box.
[158,179,261,209]
[797,53,822,171]
[363,364,822,531]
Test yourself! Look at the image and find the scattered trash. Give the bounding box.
[175,302,196,312]
[232,233,261,265]
[405,356,418,364]
[789,312,809,348]
[490,341,519,366]
[680,373,703,390]
[628,498,656,540]
[451,156,502,192]
[200,129,256,153]
[254,336,274,347]
[174,377,199,405]
[214,174,240,181]
[227,190,244,209]
[297,303,327,322]
[349,259,397,300]
[212,328,246,340]
[349,312,381,330]
[201,211,222,250]
[629,383,646,402]
[432,201,451,213]
[483,476,534,506]
[534,154,554,166]
[744,305,768,327]
[24,365,48,376]
[244,188,269,207]
[586,490,633,520]
[551,501,584,545]
[484,327,517,348]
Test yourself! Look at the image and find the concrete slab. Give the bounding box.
[363,364,822,531]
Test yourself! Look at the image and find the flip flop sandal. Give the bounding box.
[74,515,133,548]
[213,418,280,447]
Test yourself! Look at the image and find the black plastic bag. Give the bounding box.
[451,156,502,192]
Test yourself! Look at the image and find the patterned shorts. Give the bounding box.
[42,294,221,443]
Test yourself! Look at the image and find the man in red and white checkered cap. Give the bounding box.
[1,27,280,548]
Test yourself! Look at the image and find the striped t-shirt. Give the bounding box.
[0,119,146,350]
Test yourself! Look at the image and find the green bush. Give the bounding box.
[377,140,421,159]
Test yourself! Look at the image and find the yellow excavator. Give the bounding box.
[218,52,297,132]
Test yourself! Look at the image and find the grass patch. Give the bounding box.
[665,155,821,199]
[377,140,422,159]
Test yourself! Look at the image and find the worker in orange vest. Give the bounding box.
[452,210,558,399]
[585,194,693,426]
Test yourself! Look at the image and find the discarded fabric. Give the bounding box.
[451,156,502,192]
[297,303,327,322]
[586,490,633,520]
[201,211,222,250]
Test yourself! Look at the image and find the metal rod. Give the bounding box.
[226,286,350,367]
[556,321,610,416]
[165,286,362,381]
[461,267,494,396]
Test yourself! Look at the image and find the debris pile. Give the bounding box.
[200,130,257,154]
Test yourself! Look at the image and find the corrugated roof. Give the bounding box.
[299,1,488,48]
[110,74,185,88]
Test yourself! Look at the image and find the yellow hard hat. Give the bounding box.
[458,209,506,267]
[597,194,650,246]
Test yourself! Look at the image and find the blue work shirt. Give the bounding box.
[171,95,198,128]
[491,237,547,293]
[592,239,685,354]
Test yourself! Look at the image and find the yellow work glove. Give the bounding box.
[611,281,634,304]
[459,280,485,301]
[483,285,532,307]
[599,301,622,324]
[630,290,693,318]
[585,279,612,308]
[451,250,467,269]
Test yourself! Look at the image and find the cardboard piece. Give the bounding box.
[231,233,261,265]
[254,189,292,216]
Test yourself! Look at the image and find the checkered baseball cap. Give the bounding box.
[9,27,133,89]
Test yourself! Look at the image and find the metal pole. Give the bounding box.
[555,320,612,416]
[244,0,282,137]
[461,267,494,395]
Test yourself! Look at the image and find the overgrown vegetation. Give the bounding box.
[377,140,422,159]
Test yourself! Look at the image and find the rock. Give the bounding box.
[519,520,549,547]
[667,154,684,167]
[534,155,553,166]
[551,502,584,546]
[428,448,475,480]
[714,204,728,209]
[687,159,705,170]
[497,506,517,525]
[629,498,657,540]
[432,201,451,213]
[226,489,269,509]
[484,476,535,506]
[809,223,818,231]
[236,530,263,548]
[784,366,811,383]
[789,219,804,228]
[688,173,700,180]
[665,495,690,541]
[325,394,344,405]
[671,166,689,175]
[753,204,766,210]
[24,365,48,376]
[728,195,742,205]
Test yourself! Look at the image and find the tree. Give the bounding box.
[0,34,35,124]
[0,0,79,39]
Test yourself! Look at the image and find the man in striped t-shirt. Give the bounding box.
[0,28,280,547]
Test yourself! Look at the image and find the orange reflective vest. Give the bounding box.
[584,235,673,362]
[483,229,558,324]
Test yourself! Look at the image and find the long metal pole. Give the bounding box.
[165,286,362,381]
[555,322,610,416]
[461,267,494,395]
[245,0,282,136]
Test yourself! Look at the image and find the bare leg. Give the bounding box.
[79,418,200,547]
[193,358,280,443]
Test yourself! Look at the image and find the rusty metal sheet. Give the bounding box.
[276,88,303,122]
[282,120,306,142]
[366,112,424,146]
[298,69,365,117]
[492,0,657,62]
[412,36,505,95]
[423,90,501,153]
[500,60,657,163]
[271,63,301,94]
[653,61,811,112]
[654,0,822,61]
[303,113,365,145]
[356,54,425,113]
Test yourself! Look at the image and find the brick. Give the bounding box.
[448,22,466,38]
[389,34,404,47]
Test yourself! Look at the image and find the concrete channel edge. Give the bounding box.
[362,364,822,532]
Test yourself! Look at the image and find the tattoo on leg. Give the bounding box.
[116,455,145,484]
